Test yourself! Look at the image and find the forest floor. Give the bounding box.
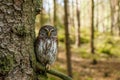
[54,51,120,80]
[49,47,120,80]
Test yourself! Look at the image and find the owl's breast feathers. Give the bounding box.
[35,37,57,65]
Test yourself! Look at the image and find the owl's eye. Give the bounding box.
[40,31,45,36]
[51,31,57,37]
[51,30,54,32]
[41,33,44,35]
[51,29,55,32]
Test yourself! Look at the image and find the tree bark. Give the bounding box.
[110,0,118,35]
[40,0,44,26]
[117,0,120,36]
[110,0,115,35]
[64,0,72,77]
[72,0,75,28]
[90,0,95,54]
[75,0,80,47]
[0,0,38,80]
[53,0,57,27]
[95,0,99,31]
[48,1,52,24]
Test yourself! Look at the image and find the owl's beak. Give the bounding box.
[48,31,51,37]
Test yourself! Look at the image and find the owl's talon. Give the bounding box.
[46,65,50,70]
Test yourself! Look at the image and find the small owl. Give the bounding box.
[35,25,57,69]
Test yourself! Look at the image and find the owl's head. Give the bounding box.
[38,25,57,38]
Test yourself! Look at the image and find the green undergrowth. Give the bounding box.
[96,35,120,57]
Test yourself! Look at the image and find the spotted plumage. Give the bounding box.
[35,25,57,67]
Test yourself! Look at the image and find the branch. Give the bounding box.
[36,62,72,80]
[47,69,72,80]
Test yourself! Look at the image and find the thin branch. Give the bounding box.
[36,62,72,80]
[47,69,72,80]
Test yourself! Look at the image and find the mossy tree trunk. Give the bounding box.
[0,0,38,80]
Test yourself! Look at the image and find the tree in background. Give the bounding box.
[72,0,75,28]
[40,0,44,26]
[48,0,52,23]
[64,0,72,77]
[53,0,57,27]
[101,2,106,33]
[95,0,99,31]
[110,0,115,35]
[117,0,120,36]
[110,0,118,35]
[90,0,95,54]
[75,0,81,47]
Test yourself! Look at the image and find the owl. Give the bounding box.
[35,25,57,69]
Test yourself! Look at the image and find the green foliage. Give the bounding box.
[58,27,89,44]
[100,48,112,56]
[48,75,61,80]
[80,37,89,44]
[37,74,48,80]
[99,43,113,56]
[96,35,120,57]
[80,28,90,44]
[86,77,93,80]
[58,32,65,43]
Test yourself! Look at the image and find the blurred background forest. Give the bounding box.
[35,0,120,80]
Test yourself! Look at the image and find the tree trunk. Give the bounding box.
[40,0,44,26]
[48,2,52,24]
[110,0,118,35]
[64,0,72,77]
[75,0,80,47]
[53,0,57,27]
[110,0,115,35]
[0,0,39,80]
[90,0,95,54]
[72,0,75,28]
[95,0,99,31]
[117,0,120,36]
